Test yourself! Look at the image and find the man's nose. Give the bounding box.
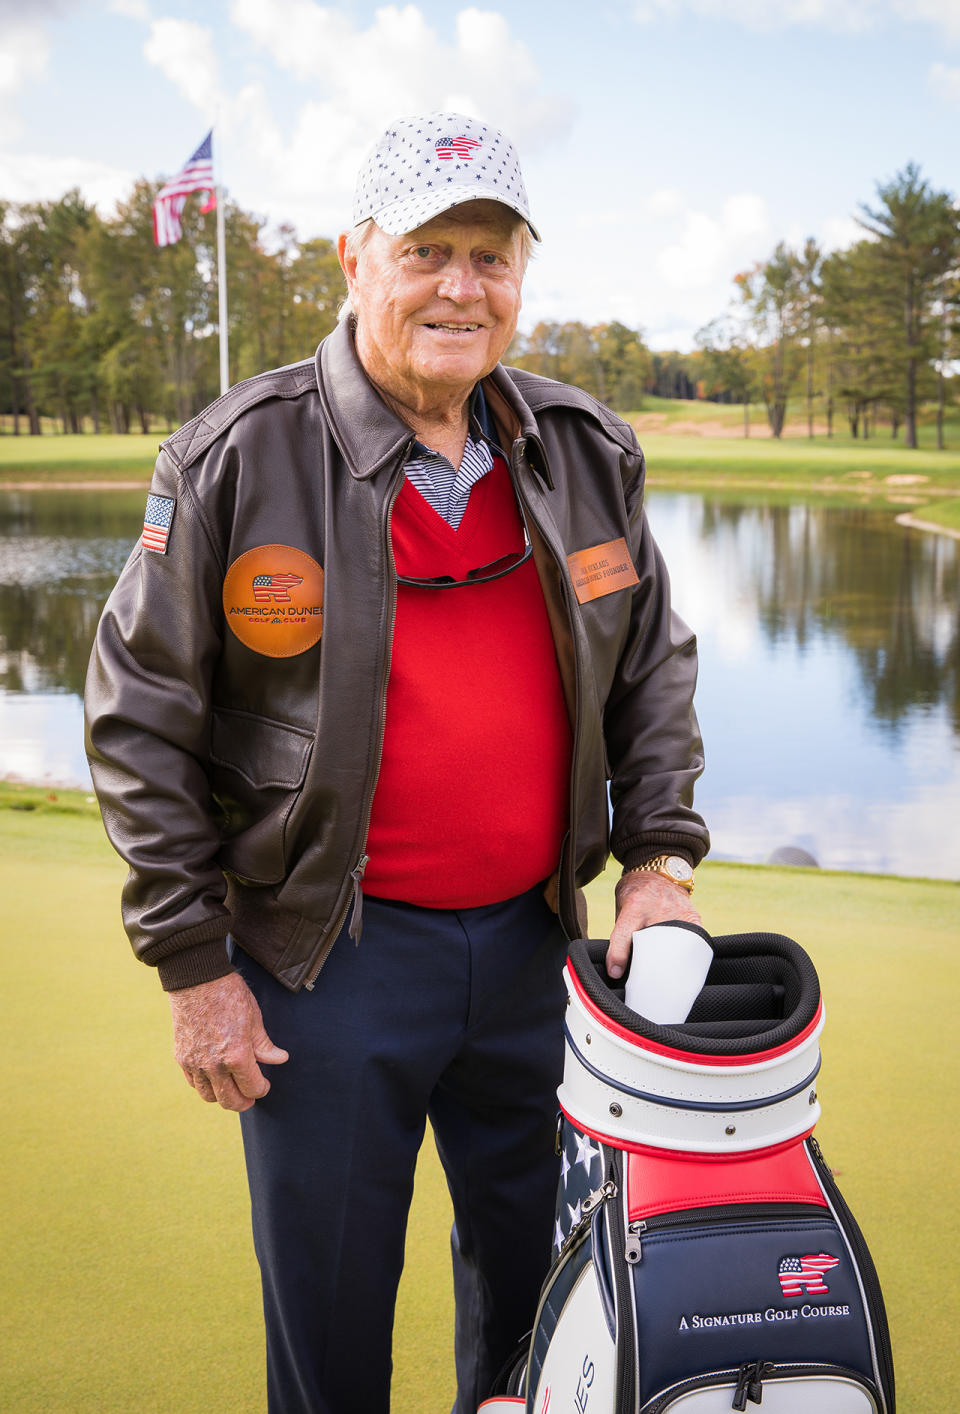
[436,259,483,303]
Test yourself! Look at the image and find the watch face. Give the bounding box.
[665,856,693,883]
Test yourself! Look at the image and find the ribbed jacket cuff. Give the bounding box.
[157,939,235,991]
[618,837,701,873]
[141,916,234,991]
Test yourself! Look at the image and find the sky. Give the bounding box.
[1,0,959,350]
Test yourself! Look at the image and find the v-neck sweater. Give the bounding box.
[362,455,573,909]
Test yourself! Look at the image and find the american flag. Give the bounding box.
[252,572,303,603]
[435,135,481,160]
[141,494,175,554]
[153,131,216,247]
[778,1253,840,1297]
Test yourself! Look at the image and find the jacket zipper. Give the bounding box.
[511,447,587,936]
[806,1136,895,1414]
[303,465,406,989]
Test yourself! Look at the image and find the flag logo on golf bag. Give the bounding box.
[777,1252,840,1297]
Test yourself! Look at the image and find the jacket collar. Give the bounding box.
[315,318,545,483]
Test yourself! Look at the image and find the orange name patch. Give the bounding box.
[222,545,324,657]
[566,538,639,604]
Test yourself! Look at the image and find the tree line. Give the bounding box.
[0,181,344,435]
[1,162,956,444]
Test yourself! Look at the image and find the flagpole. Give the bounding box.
[216,179,229,395]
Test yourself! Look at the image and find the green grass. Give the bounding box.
[3,801,957,1411]
[900,496,960,534]
[0,432,157,483]
[5,416,960,511]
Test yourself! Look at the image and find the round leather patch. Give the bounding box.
[222,545,324,657]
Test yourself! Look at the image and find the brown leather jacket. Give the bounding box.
[85,320,709,992]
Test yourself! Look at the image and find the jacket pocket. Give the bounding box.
[209,707,313,884]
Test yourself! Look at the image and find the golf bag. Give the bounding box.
[482,929,895,1413]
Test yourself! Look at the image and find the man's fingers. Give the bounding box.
[170,973,289,1112]
[252,1033,289,1066]
[182,1066,218,1104]
[605,921,634,980]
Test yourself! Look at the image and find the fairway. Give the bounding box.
[2,797,958,1412]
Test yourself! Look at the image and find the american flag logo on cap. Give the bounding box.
[435,135,481,160]
[141,494,175,554]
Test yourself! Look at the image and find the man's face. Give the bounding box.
[341,201,525,411]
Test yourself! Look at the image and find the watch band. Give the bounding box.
[623,855,695,894]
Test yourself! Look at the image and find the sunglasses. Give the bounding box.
[396,495,534,589]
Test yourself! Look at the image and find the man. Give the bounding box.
[85,112,708,1414]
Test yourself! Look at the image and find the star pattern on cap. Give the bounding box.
[352,111,539,239]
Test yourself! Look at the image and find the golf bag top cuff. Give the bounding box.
[558,933,825,1153]
[567,934,821,1057]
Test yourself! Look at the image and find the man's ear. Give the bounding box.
[337,232,357,290]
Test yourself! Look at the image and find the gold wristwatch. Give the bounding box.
[625,855,695,894]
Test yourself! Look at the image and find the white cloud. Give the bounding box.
[657,193,770,290]
[227,1,570,147]
[929,61,960,103]
[0,21,50,141]
[143,17,222,117]
[0,152,135,212]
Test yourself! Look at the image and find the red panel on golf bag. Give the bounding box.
[625,1137,828,1219]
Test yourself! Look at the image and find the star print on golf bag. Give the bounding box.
[481,932,896,1414]
[553,1123,602,1252]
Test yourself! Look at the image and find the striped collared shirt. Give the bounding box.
[403,386,501,530]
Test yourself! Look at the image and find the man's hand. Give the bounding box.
[606,871,703,980]
[169,971,289,1112]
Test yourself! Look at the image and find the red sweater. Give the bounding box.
[362,456,572,908]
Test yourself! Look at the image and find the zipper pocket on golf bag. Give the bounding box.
[641,1360,882,1412]
[625,1203,881,1411]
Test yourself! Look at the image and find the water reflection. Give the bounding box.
[646,494,960,879]
[0,492,140,696]
[0,487,957,879]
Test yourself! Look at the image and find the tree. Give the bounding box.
[858,163,959,448]
[794,239,823,439]
[735,242,805,439]
[510,320,651,411]
[695,314,757,436]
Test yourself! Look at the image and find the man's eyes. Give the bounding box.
[408,247,505,265]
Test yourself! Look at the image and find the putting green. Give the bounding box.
[1,805,956,1411]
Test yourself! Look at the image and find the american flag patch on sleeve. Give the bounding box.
[141,494,175,553]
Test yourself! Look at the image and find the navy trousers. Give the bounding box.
[233,885,567,1414]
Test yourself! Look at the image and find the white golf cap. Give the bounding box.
[353,112,541,241]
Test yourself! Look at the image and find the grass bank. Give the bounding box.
[2,793,957,1411]
[4,423,960,517]
[0,432,157,484]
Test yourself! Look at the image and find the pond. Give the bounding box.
[0,487,957,880]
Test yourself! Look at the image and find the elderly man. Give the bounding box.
[85,112,708,1414]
